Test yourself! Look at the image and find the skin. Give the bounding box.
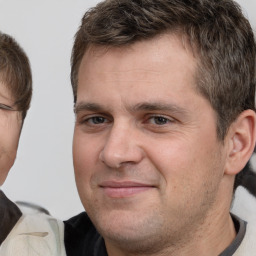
[0,81,22,185]
[73,33,255,256]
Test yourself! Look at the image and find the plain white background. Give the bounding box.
[0,0,255,220]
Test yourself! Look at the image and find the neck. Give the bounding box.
[106,178,237,256]
[177,211,236,256]
[106,211,236,256]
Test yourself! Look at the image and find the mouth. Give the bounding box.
[99,181,155,198]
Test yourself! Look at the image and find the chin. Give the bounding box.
[0,172,8,185]
[92,207,164,245]
[102,223,169,255]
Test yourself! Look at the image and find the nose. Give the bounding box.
[99,122,144,169]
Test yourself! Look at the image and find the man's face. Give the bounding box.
[0,82,22,185]
[73,34,228,252]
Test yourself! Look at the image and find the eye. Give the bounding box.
[148,115,172,125]
[76,114,111,133]
[84,116,108,125]
[89,116,106,124]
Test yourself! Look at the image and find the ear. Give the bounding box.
[224,109,256,176]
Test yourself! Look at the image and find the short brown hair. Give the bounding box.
[0,32,32,119]
[71,0,255,140]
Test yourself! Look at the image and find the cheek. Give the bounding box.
[73,133,105,212]
[0,120,21,184]
[73,132,102,191]
[146,136,222,194]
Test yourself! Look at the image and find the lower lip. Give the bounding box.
[101,186,153,198]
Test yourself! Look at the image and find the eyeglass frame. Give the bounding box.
[0,103,17,111]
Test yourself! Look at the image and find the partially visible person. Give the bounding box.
[231,151,256,224]
[235,158,256,197]
[0,32,66,256]
[64,0,256,255]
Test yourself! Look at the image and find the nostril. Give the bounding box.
[98,127,144,168]
[99,144,144,169]
[99,149,125,169]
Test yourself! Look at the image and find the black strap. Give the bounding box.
[0,191,22,245]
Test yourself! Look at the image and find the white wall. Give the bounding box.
[0,0,255,220]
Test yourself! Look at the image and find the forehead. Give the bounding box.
[77,33,199,106]
[0,77,13,102]
[80,33,197,71]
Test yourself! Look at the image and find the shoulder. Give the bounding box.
[64,212,102,256]
[64,211,93,231]
[234,217,256,256]
[0,212,66,256]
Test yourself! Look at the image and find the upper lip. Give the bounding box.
[99,181,155,188]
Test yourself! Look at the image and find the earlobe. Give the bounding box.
[225,110,256,176]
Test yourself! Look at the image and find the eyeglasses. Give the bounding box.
[0,103,17,111]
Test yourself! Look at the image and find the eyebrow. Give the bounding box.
[131,102,188,115]
[74,102,106,114]
[74,101,189,116]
